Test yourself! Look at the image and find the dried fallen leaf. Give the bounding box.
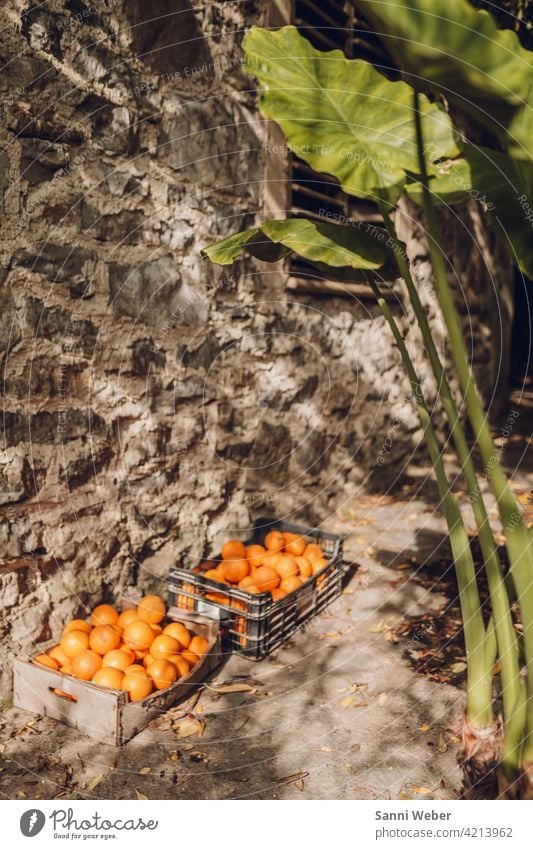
[438,734,448,753]
[341,697,354,708]
[205,682,257,694]
[294,779,305,791]
[377,692,388,706]
[450,661,467,674]
[86,774,105,792]
[138,767,151,775]
[318,746,333,752]
[275,771,309,786]
[135,788,149,800]
[412,785,433,796]
[419,723,431,733]
[173,716,206,739]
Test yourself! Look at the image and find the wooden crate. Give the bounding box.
[13,603,221,746]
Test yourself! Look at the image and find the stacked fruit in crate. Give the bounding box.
[32,596,209,701]
[196,529,329,602]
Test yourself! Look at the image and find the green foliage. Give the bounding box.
[405,146,533,276]
[358,0,533,163]
[202,218,400,280]
[243,25,459,203]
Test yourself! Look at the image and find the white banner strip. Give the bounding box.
[1,800,530,848]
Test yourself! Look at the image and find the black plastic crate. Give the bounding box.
[168,517,348,660]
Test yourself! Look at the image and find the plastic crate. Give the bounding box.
[168,518,348,660]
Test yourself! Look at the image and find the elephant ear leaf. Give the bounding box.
[243,25,458,203]
[358,0,533,163]
[405,146,533,278]
[202,218,401,281]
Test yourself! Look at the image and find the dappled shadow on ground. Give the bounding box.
[1,552,463,800]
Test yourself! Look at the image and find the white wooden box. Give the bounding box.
[13,603,221,746]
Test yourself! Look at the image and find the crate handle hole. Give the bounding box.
[49,687,78,703]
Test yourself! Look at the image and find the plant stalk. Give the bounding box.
[367,277,493,726]
[374,196,520,726]
[413,91,533,761]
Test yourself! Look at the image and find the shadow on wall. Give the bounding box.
[127,0,213,77]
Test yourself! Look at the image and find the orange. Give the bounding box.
[203,569,228,584]
[124,663,148,677]
[181,649,199,666]
[285,535,306,557]
[296,556,312,578]
[143,654,155,669]
[91,604,119,627]
[102,649,135,672]
[274,554,299,580]
[220,558,249,584]
[312,557,328,575]
[72,650,102,680]
[304,543,324,563]
[151,634,180,660]
[168,654,190,677]
[123,672,153,701]
[134,649,149,660]
[252,566,280,592]
[163,622,191,649]
[117,609,138,630]
[47,645,70,666]
[280,575,302,594]
[246,545,266,569]
[189,635,209,657]
[123,619,155,651]
[64,619,91,635]
[264,530,285,552]
[262,551,282,571]
[221,539,246,560]
[89,625,121,656]
[271,588,287,602]
[34,653,59,670]
[238,576,256,590]
[92,667,124,690]
[136,595,166,625]
[61,664,73,676]
[147,659,178,690]
[60,629,90,659]
[150,623,163,635]
[244,585,261,595]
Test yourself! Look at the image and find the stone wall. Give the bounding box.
[0,0,512,701]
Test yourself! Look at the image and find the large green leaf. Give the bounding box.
[357,0,533,162]
[405,146,533,277]
[243,25,459,203]
[202,218,400,280]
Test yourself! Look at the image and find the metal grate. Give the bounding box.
[288,0,390,293]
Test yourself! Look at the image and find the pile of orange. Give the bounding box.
[33,596,209,701]
[198,531,328,603]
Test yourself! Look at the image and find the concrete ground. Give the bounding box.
[1,402,531,801]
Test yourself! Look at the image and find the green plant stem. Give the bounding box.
[367,277,493,726]
[413,91,533,760]
[376,195,519,724]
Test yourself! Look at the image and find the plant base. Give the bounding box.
[458,714,503,799]
[498,762,533,799]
